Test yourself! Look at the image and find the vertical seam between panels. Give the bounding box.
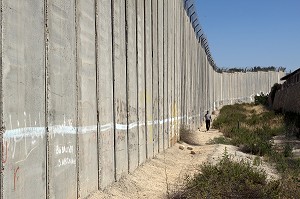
[135,0,140,166]
[157,0,160,153]
[151,0,154,157]
[74,0,80,197]
[111,0,117,182]
[94,0,101,191]
[125,0,130,173]
[0,0,3,197]
[44,0,50,198]
[143,0,148,159]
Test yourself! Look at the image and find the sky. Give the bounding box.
[195,0,300,72]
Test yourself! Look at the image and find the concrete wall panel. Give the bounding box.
[182,13,188,126]
[180,12,186,127]
[2,1,46,198]
[136,0,146,164]
[152,0,159,156]
[186,20,192,128]
[178,1,184,137]
[112,0,128,180]
[195,44,200,128]
[76,0,98,197]
[97,0,115,188]
[174,0,180,142]
[145,0,153,158]
[190,28,196,129]
[158,0,164,152]
[126,0,139,173]
[47,1,77,198]
[168,0,174,146]
[163,0,169,149]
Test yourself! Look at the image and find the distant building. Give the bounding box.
[281,68,300,88]
[273,68,300,114]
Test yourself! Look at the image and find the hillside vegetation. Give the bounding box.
[172,103,300,198]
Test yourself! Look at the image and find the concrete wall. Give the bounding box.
[0,0,284,198]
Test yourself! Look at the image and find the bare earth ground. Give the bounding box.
[89,113,279,199]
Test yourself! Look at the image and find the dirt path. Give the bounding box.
[89,128,223,199]
[89,115,278,199]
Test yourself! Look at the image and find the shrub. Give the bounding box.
[231,127,273,156]
[255,92,269,106]
[212,104,247,130]
[213,104,285,156]
[269,83,282,105]
[284,112,300,138]
[172,151,280,199]
[246,113,260,125]
[283,143,293,158]
[207,136,231,145]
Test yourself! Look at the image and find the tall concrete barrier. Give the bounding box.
[0,0,284,198]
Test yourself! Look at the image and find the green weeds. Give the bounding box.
[212,104,283,156]
[255,92,269,106]
[172,150,280,199]
[208,136,231,145]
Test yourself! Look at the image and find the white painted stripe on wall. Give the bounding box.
[4,116,181,139]
[3,95,254,139]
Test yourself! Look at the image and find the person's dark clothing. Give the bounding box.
[205,120,211,131]
[205,113,212,131]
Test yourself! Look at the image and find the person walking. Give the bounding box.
[204,111,212,131]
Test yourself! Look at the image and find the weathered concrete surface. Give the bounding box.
[158,0,164,152]
[136,0,146,165]
[113,0,128,180]
[174,0,180,143]
[76,0,98,197]
[145,0,153,159]
[126,0,139,173]
[97,0,115,189]
[47,1,77,198]
[152,0,159,156]
[2,1,46,198]
[163,0,169,150]
[168,0,174,146]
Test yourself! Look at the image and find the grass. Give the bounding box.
[173,103,300,198]
[208,136,231,145]
[211,104,284,156]
[283,111,300,138]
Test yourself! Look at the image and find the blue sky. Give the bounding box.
[195,0,300,72]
